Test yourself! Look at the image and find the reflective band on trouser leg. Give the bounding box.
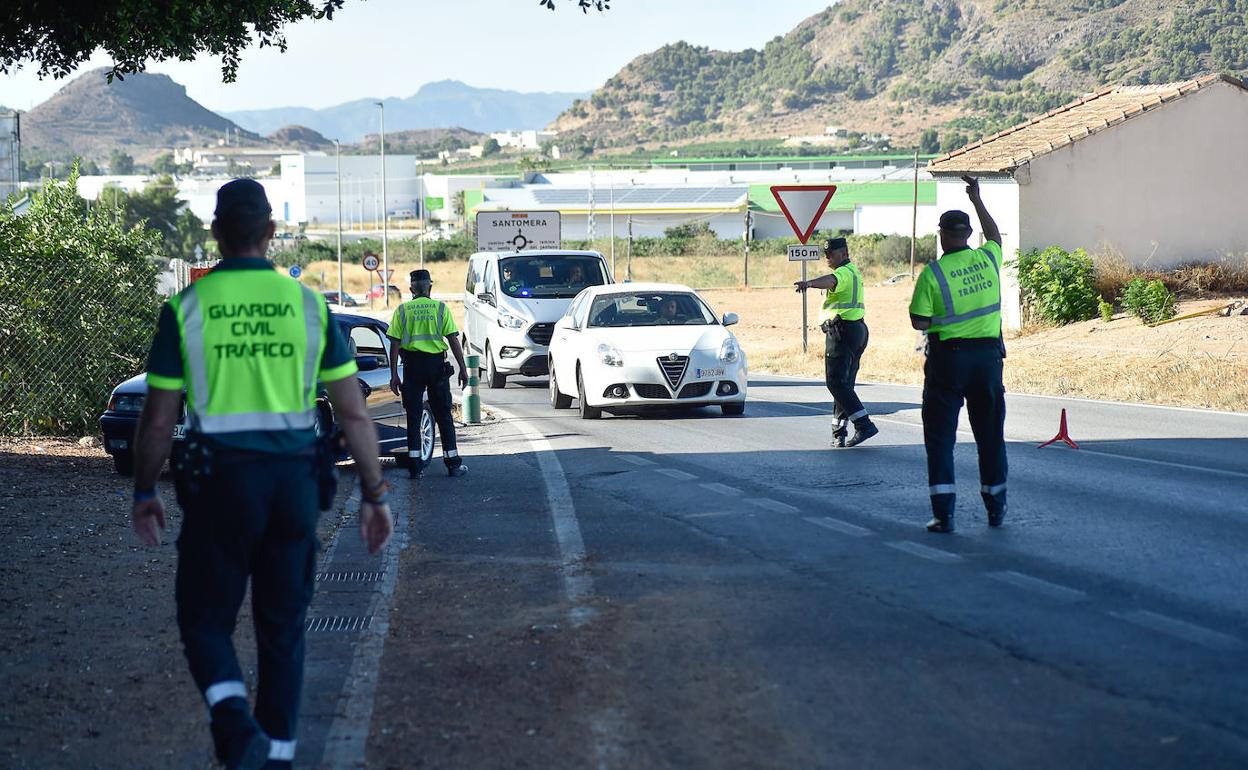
[204,680,247,708]
[929,484,957,496]
[847,409,868,421]
[269,740,296,761]
[445,450,459,458]
[981,483,1007,495]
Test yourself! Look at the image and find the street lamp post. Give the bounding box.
[375,101,390,308]
[334,139,344,303]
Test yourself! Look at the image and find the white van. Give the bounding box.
[463,250,614,388]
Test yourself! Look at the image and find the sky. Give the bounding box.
[0,0,829,112]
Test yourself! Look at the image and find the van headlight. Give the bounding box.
[497,311,526,330]
[718,338,740,364]
[598,343,624,367]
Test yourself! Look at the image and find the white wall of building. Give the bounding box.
[854,204,939,237]
[280,153,420,226]
[1020,81,1248,268]
[751,209,855,240]
[420,174,517,222]
[936,176,1023,330]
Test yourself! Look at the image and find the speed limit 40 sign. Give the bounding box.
[361,253,380,271]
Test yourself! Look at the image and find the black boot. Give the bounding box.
[408,462,424,480]
[926,515,955,534]
[982,490,1007,527]
[209,699,271,770]
[845,418,879,448]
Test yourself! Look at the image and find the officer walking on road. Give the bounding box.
[388,269,469,479]
[795,237,879,448]
[130,179,394,769]
[909,176,1008,533]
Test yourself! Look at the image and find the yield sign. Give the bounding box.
[770,185,837,245]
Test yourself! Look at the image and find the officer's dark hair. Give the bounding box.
[213,179,273,254]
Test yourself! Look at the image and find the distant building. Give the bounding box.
[274,153,420,227]
[489,130,557,150]
[928,74,1248,330]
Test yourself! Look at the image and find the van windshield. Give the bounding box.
[498,256,606,299]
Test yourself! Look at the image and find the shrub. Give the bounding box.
[1120,278,1176,324]
[1013,246,1101,325]
[1098,297,1114,322]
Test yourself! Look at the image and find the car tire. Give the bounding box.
[420,400,437,465]
[485,343,507,389]
[721,402,746,416]
[113,452,134,476]
[549,361,573,409]
[577,366,602,420]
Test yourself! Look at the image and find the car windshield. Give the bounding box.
[498,255,606,299]
[587,292,717,327]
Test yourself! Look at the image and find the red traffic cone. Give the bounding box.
[1038,408,1079,449]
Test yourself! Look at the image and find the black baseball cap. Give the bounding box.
[214,178,272,218]
[824,237,848,252]
[938,210,972,231]
[410,269,432,283]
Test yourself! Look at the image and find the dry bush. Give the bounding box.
[1172,256,1248,295]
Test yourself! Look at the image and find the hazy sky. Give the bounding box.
[0,0,828,112]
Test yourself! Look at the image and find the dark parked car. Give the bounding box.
[322,290,362,307]
[99,313,433,476]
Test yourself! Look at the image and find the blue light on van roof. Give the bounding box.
[520,289,531,297]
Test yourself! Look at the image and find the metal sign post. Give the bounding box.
[772,186,838,355]
[788,244,822,353]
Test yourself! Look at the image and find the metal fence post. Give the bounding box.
[464,354,481,424]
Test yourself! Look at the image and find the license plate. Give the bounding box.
[172,424,187,440]
[695,367,725,378]
[108,438,128,449]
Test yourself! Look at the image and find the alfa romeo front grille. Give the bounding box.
[657,355,689,391]
[678,382,713,399]
[634,383,670,399]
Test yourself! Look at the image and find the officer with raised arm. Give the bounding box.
[130,179,393,769]
[795,236,879,448]
[388,269,469,479]
[909,176,1008,533]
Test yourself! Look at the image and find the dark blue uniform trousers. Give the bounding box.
[824,318,870,428]
[922,339,1008,519]
[400,350,460,470]
[175,452,319,753]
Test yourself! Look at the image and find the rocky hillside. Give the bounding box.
[346,127,485,156]
[267,125,333,150]
[553,0,1248,147]
[21,69,260,157]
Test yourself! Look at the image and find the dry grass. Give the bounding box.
[1093,250,1248,300]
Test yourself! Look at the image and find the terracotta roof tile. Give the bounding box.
[927,74,1247,175]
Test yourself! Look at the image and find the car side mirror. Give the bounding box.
[355,355,380,372]
[479,291,495,306]
[722,312,739,327]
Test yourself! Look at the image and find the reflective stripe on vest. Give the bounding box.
[930,248,1001,325]
[179,278,321,434]
[829,269,863,310]
[400,300,447,346]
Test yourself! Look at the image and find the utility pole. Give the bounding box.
[587,165,595,244]
[376,101,390,308]
[742,208,752,288]
[418,159,425,268]
[334,140,344,302]
[910,148,919,279]
[626,215,633,281]
[609,177,616,278]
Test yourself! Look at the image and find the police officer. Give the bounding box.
[795,236,879,448]
[130,179,393,769]
[387,269,469,479]
[909,176,1008,533]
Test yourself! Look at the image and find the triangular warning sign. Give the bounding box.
[770,185,837,245]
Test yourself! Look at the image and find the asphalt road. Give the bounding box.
[308,373,1248,769]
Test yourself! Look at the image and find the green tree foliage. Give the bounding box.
[109,150,135,175]
[481,137,502,157]
[1013,246,1101,325]
[151,153,177,175]
[1120,278,1177,324]
[919,129,940,154]
[103,176,209,261]
[0,173,162,435]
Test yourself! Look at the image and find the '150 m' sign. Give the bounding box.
[476,210,561,253]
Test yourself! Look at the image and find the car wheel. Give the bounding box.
[577,366,602,420]
[113,452,134,476]
[421,400,436,465]
[485,343,507,389]
[721,402,746,416]
[549,360,573,409]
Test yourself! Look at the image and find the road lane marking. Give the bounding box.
[685,510,739,519]
[655,468,698,481]
[804,516,873,537]
[987,571,1086,602]
[699,482,743,497]
[748,498,799,514]
[619,454,656,466]
[1108,610,1241,651]
[886,541,963,563]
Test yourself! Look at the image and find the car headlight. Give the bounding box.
[108,394,146,413]
[597,343,624,367]
[718,337,740,364]
[497,311,526,330]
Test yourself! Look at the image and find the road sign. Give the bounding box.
[476,211,560,252]
[787,244,823,262]
[770,185,838,244]
[288,265,302,278]
[378,269,393,282]
[361,253,380,271]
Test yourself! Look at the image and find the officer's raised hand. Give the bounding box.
[962,175,981,200]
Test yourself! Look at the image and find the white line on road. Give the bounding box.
[1108,609,1242,651]
[619,454,656,466]
[748,498,800,514]
[655,468,698,481]
[886,540,963,563]
[699,482,743,497]
[987,571,1087,603]
[804,516,873,538]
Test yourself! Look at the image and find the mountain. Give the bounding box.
[267,125,333,150]
[553,0,1248,147]
[224,80,587,142]
[344,127,485,155]
[20,69,259,157]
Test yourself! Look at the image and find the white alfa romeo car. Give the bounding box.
[547,283,748,419]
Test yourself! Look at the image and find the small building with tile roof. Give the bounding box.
[927,74,1248,329]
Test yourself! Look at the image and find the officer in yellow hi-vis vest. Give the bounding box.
[387,269,469,479]
[795,237,879,448]
[909,176,1008,534]
[129,180,393,770]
